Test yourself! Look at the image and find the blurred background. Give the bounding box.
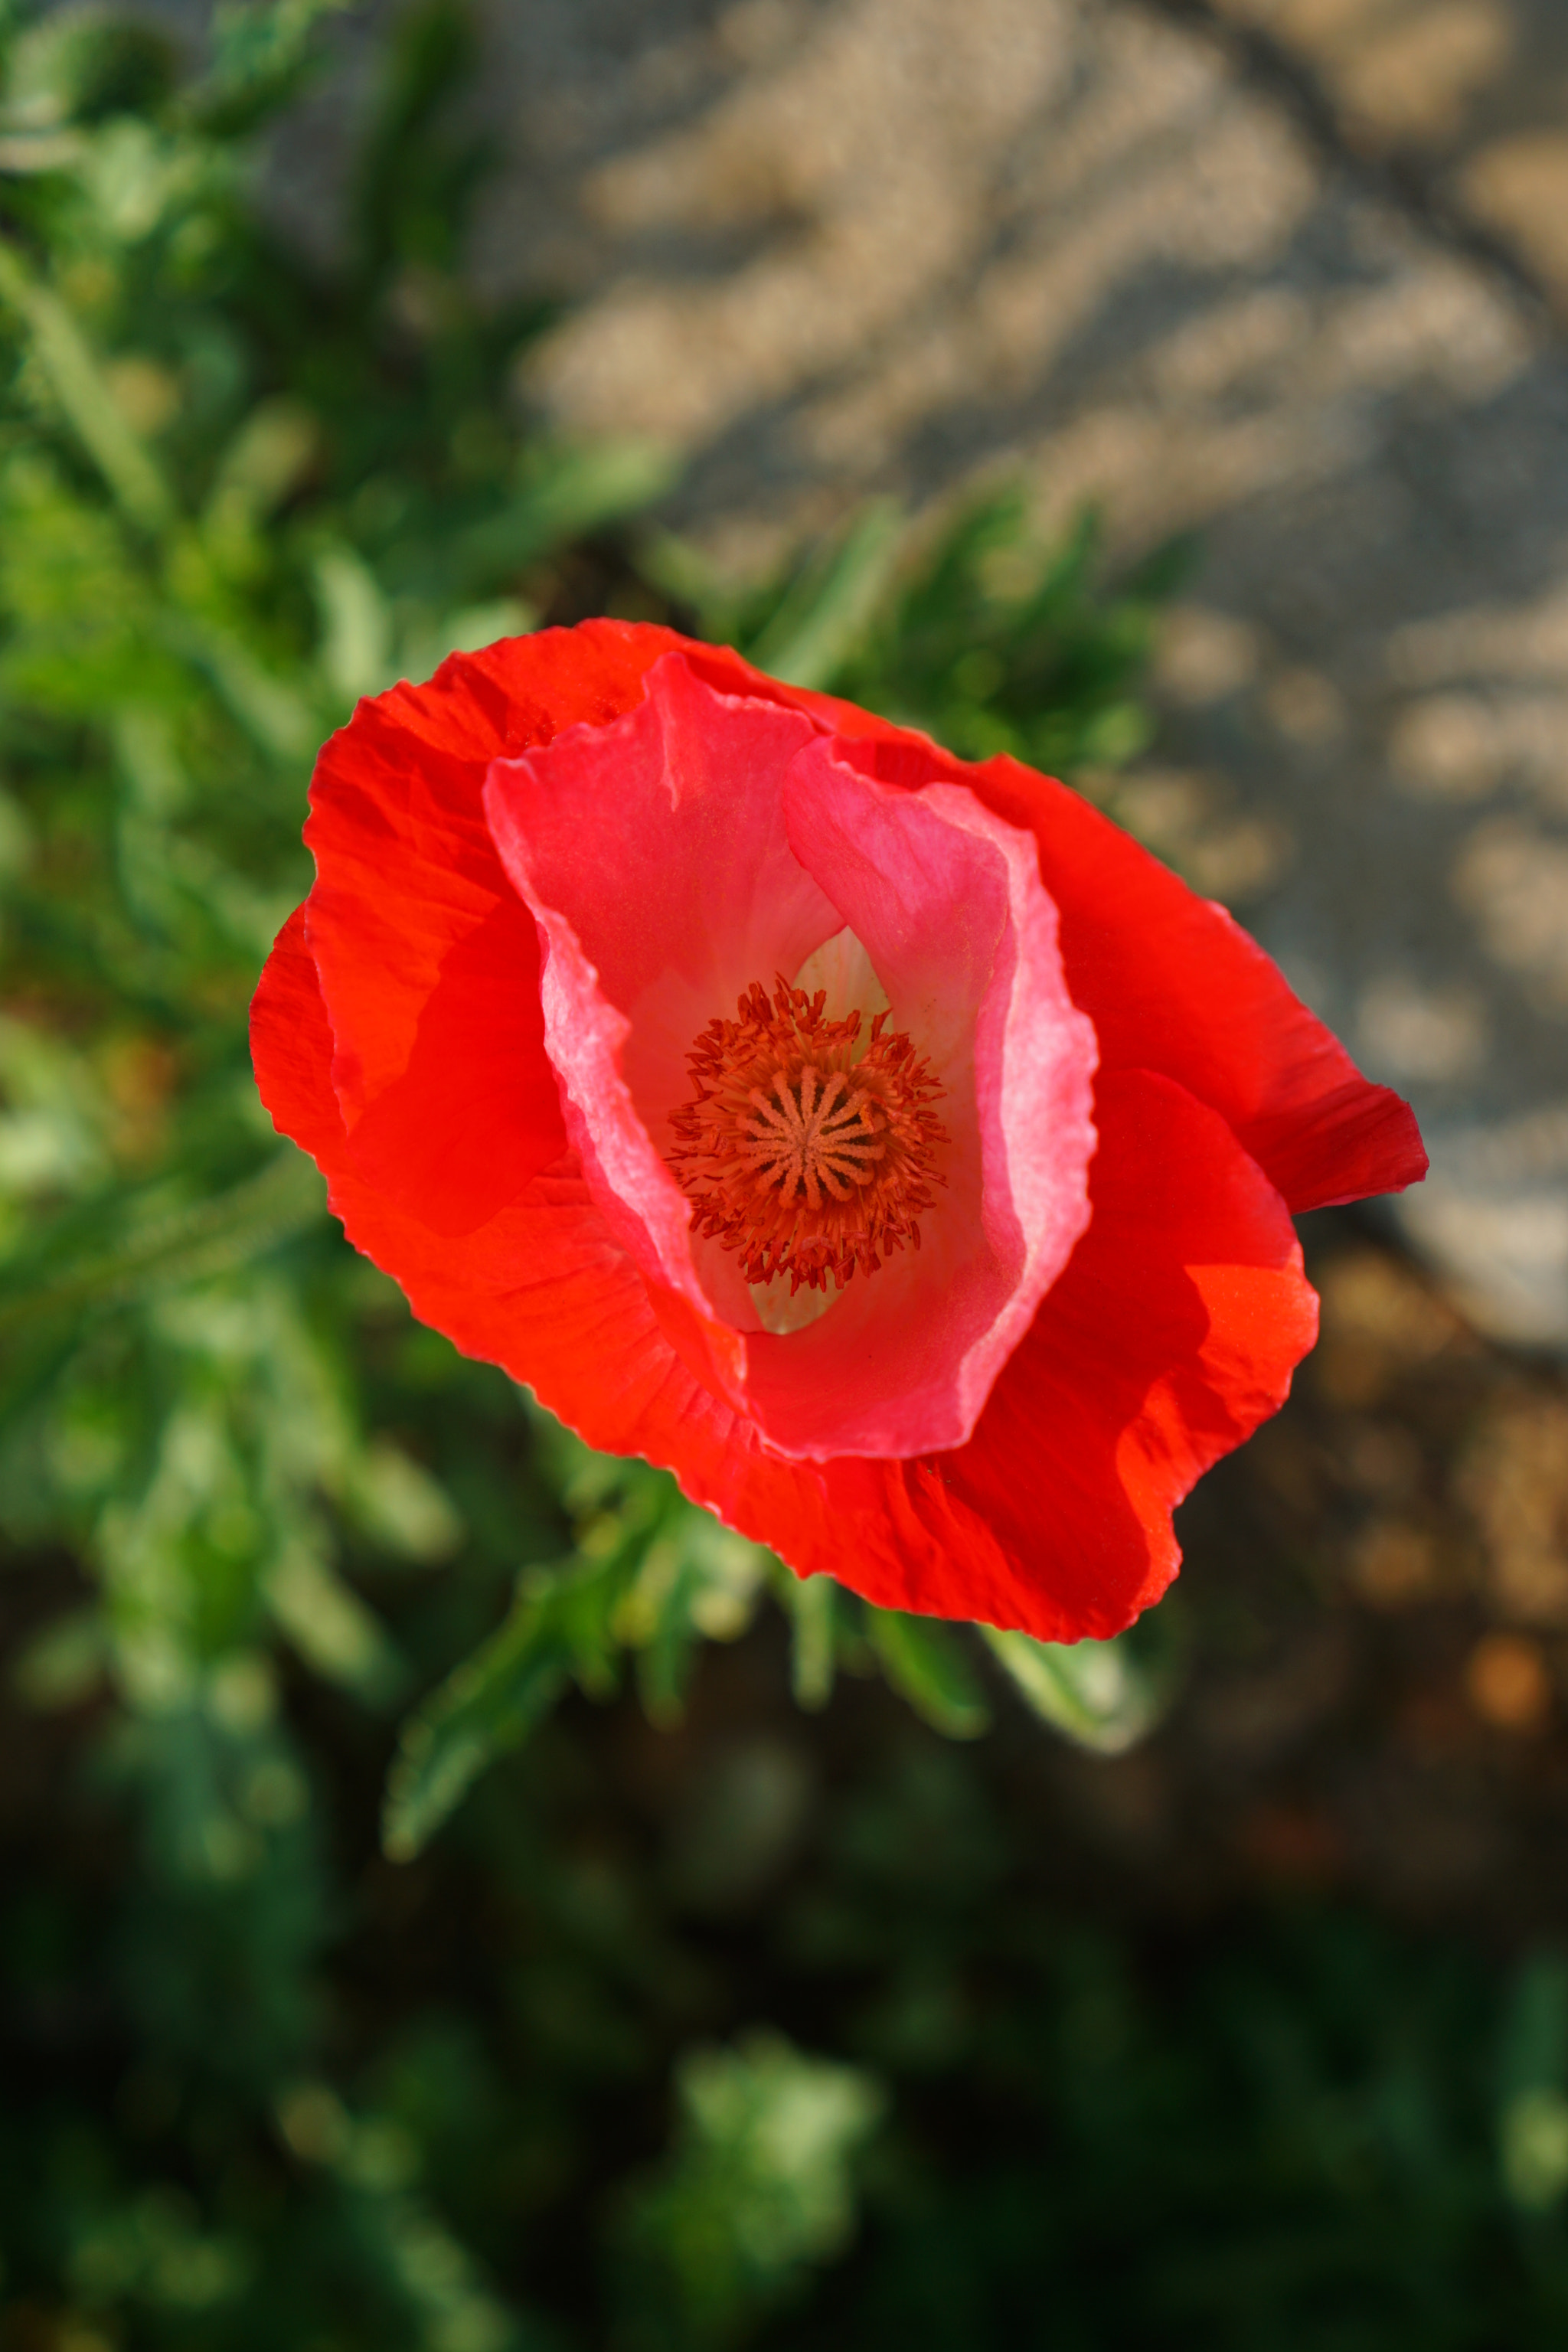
[2,1,1568,2344]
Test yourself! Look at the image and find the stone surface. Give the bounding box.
[1204,0,1568,312]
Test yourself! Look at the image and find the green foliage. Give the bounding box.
[979,1609,1179,1754]
[645,486,1192,777]
[864,1606,991,1741]
[383,1440,776,1861]
[615,2030,885,2348]
[13,1678,1568,2348]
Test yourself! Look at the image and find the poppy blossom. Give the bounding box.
[251,621,1425,1642]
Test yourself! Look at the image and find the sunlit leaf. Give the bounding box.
[743,498,901,689]
[616,2029,884,2338]
[451,436,677,583]
[979,1621,1171,1753]
[342,1439,464,1564]
[776,1566,837,1712]
[264,1541,405,1704]
[313,541,394,704]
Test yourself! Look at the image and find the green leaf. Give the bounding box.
[5,11,178,127]
[617,2029,884,2337]
[382,1475,769,1855]
[451,438,677,585]
[264,1543,405,1705]
[341,1439,464,1565]
[158,603,317,758]
[614,1504,769,1726]
[313,541,394,704]
[1500,1955,1568,2209]
[978,1623,1170,1753]
[187,0,353,134]
[866,1608,991,1740]
[12,1603,109,1709]
[202,399,322,542]
[744,499,903,689]
[381,1558,603,1862]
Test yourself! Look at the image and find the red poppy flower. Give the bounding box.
[251,622,1425,1642]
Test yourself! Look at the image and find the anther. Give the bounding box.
[668,975,947,1295]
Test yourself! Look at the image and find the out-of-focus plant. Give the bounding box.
[612,2030,885,2349]
[381,1416,1181,1864]
[0,0,1181,1862]
[642,485,1191,776]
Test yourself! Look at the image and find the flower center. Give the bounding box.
[668,976,947,1295]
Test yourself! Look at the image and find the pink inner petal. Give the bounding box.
[483,653,1097,1462]
[730,736,1097,1457]
[483,655,838,1341]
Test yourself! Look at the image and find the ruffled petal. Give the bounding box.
[920,1066,1320,1638]
[301,620,688,1233]
[251,902,679,1416]
[965,753,1427,1213]
[482,653,835,1330]
[816,731,1423,1212]
[668,1067,1319,1643]
[759,733,1096,1458]
[253,619,1406,1652]
[577,1067,1313,1645]
[250,905,349,1168]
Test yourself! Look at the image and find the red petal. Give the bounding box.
[692,1067,1318,1642]
[250,903,347,1167]
[253,912,783,1511]
[298,621,688,1233]
[250,620,1390,1647]
[252,902,668,1400]
[252,927,1313,1645]
[911,1066,1321,1638]
[966,754,1426,1212]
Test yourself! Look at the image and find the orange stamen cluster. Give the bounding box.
[668,976,948,1295]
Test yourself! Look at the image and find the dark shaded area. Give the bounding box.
[8,1213,1568,2349]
